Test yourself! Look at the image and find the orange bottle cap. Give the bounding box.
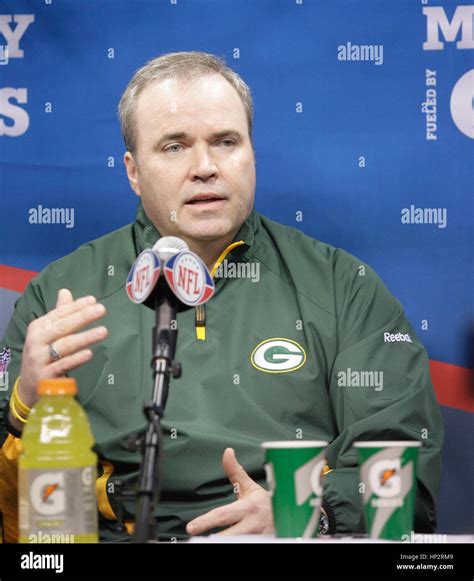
[37,377,77,396]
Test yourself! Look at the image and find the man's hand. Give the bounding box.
[186,447,274,536]
[16,288,108,410]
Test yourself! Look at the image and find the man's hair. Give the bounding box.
[118,51,254,155]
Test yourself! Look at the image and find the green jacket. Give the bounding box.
[0,202,443,541]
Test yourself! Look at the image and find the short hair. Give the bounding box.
[118,51,254,155]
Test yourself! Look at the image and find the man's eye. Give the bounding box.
[164,141,234,152]
[165,144,182,153]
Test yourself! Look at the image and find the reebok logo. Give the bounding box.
[384,332,412,343]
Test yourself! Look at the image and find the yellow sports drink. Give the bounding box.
[18,378,98,543]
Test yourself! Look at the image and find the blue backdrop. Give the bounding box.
[0,0,472,533]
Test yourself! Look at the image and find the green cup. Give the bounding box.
[354,440,422,540]
[262,440,328,538]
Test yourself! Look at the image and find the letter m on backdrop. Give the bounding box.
[423,6,474,50]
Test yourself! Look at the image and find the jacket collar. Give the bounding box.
[132,200,258,263]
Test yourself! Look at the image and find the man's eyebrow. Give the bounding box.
[210,130,242,140]
[154,130,243,149]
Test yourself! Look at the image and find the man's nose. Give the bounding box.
[189,146,219,181]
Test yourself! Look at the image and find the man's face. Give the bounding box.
[124,74,256,247]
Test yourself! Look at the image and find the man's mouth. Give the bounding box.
[185,194,226,206]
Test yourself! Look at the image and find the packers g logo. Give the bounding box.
[251,338,306,373]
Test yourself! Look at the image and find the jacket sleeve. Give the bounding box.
[322,249,444,534]
[0,277,47,542]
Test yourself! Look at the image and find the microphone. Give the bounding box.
[131,236,187,544]
[125,236,215,311]
[148,237,188,363]
[126,236,187,307]
[153,236,188,262]
[143,237,190,313]
[126,236,215,309]
[126,235,216,543]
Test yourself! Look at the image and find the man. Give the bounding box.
[0,52,443,542]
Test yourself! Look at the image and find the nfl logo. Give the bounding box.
[126,249,161,304]
[164,251,214,306]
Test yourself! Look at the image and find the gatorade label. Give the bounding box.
[357,445,419,540]
[264,445,327,539]
[19,466,97,541]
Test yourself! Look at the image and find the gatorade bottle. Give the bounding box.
[18,377,98,543]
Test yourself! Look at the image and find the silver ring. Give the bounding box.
[48,343,62,362]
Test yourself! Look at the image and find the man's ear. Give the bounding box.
[124,151,141,197]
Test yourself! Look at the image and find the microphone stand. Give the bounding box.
[132,287,182,543]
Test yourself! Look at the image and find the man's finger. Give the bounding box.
[222,448,258,497]
[48,348,94,376]
[55,288,74,309]
[49,326,108,361]
[186,501,245,536]
[36,295,97,333]
[38,302,106,344]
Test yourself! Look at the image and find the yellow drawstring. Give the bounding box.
[195,241,245,341]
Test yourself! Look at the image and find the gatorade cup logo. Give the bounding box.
[30,473,65,516]
[368,458,405,511]
[264,459,325,500]
[294,453,326,538]
[369,459,401,498]
[251,338,307,373]
[357,443,419,540]
[360,452,413,509]
[294,455,326,505]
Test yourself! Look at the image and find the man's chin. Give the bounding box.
[178,221,238,243]
[180,231,232,244]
